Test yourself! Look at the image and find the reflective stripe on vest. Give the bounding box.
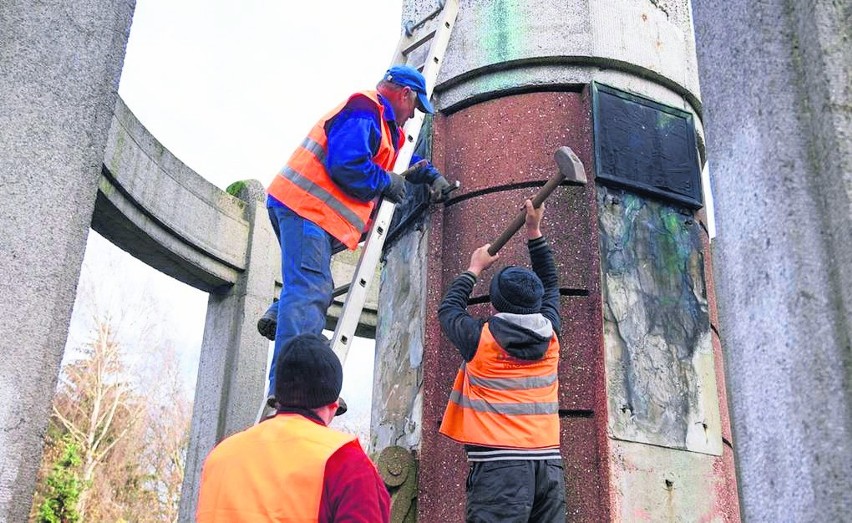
[300,136,326,164]
[266,90,403,250]
[439,323,561,449]
[197,414,356,522]
[447,389,559,415]
[280,165,366,232]
[467,372,558,391]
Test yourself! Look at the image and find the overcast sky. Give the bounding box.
[70,0,407,437]
[119,0,403,191]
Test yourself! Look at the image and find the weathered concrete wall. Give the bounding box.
[0,2,135,519]
[599,186,737,520]
[693,0,851,520]
[177,181,279,521]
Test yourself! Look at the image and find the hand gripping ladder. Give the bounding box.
[331,0,459,363]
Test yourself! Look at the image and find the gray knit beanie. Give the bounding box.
[489,266,544,315]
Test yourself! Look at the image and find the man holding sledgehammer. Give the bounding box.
[437,147,586,523]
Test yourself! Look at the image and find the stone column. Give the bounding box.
[178,181,279,520]
[0,2,134,519]
[693,1,851,520]
[375,1,739,521]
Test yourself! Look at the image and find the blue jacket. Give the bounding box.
[269,93,438,208]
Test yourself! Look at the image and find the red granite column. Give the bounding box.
[419,90,611,522]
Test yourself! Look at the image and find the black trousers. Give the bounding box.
[465,459,566,523]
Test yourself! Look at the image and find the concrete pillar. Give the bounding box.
[0,1,134,519]
[374,1,739,521]
[693,0,851,520]
[178,181,279,520]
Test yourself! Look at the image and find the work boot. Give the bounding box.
[335,397,348,417]
[257,299,278,341]
[257,395,277,423]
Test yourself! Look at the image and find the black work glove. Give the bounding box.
[429,175,452,203]
[382,172,407,203]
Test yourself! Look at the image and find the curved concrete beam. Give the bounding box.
[96,98,249,294]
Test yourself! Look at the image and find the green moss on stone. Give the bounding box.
[226,180,249,197]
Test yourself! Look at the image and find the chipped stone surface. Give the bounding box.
[598,185,722,456]
[372,224,430,453]
[609,439,731,522]
[711,331,733,445]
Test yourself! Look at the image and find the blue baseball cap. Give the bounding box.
[384,65,434,114]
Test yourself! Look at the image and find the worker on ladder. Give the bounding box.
[259,64,451,418]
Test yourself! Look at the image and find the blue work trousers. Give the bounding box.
[267,204,334,392]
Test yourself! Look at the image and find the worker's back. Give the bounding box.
[197,414,354,522]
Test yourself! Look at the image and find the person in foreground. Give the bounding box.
[258,64,450,412]
[197,333,390,522]
[438,200,566,522]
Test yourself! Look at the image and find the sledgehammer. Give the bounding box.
[487,147,587,256]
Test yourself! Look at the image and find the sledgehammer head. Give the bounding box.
[554,146,587,185]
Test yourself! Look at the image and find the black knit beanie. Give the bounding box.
[489,266,544,315]
[275,333,343,409]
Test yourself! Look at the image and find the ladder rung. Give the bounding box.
[332,283,350,298]
[403,0,447,36]
[400,29,437,58]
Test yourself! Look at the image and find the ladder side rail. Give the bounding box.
[330,114,426,362]
[418,0,458,99]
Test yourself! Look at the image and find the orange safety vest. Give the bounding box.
[439,322,561,449]
[267,90,404,250]
[197,414,356,522]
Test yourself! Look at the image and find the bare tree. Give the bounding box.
[32,233,197,521]
[51,319,144,520]
[134,343,191,522]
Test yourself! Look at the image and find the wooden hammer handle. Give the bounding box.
[487,172,564,256]
[486,147,586,256]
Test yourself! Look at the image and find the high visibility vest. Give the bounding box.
[267,90,404,250]
[197,414,356,522]
[439,322,561,449]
